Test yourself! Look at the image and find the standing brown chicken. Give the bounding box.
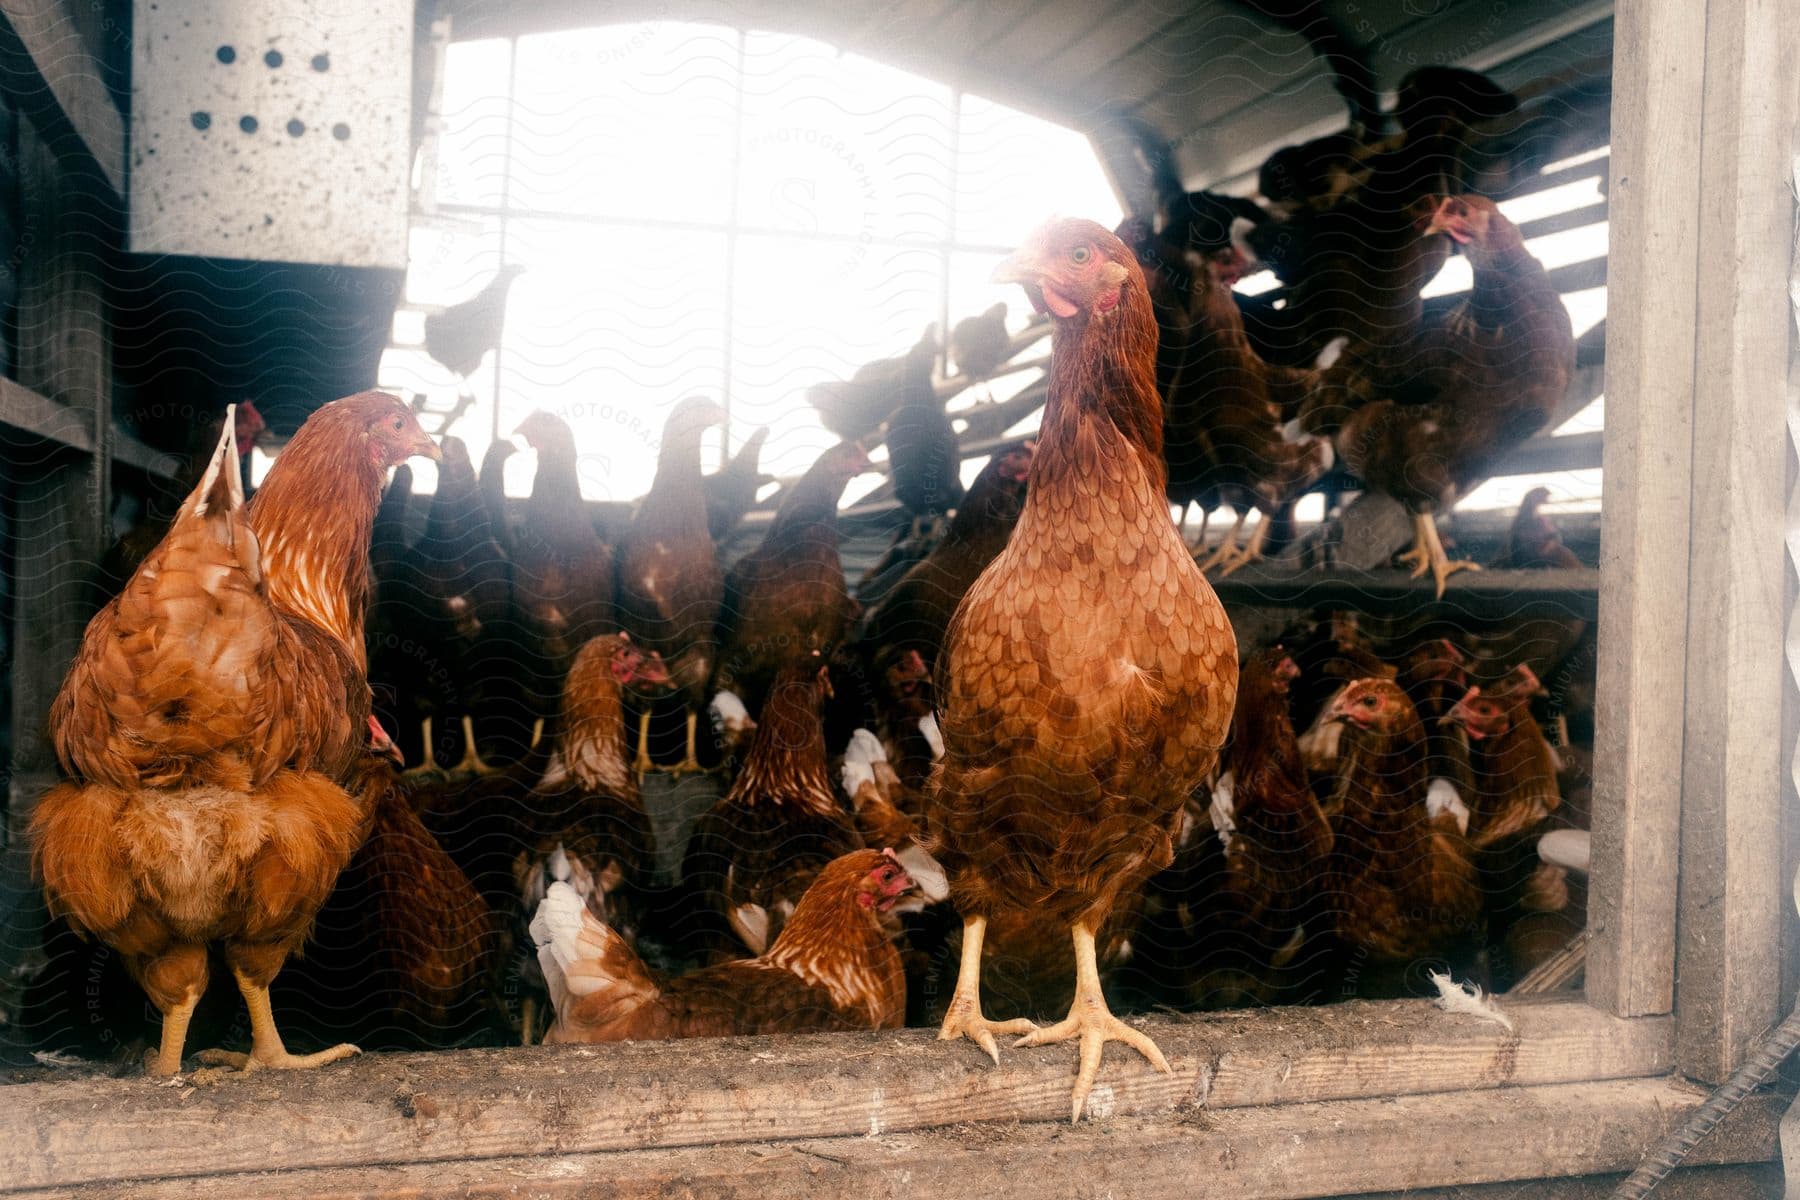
[927,219,1238,1121]
[713,440,872,716]
[617,397,728,773]
[34,395,439,1076]
[512,409,616,674]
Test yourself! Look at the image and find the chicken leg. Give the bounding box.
[1213,516,1272,579]
[937,915,1038,1064]
[633,710,656,776]
[1193,510,1246,572]
[1182,503,1213,555]
[666,709,705,777]
[194,967,360,1072]
[1013,918,1172,1122]
[145,989,202,1077]
[1396,511,1480,599]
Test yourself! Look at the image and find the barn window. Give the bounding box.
[374,22,1118,504]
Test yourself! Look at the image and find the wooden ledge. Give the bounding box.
[13,1077,1777,1200]
[3,997,1671,1193]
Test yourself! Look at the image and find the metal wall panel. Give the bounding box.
[129,0,411,267]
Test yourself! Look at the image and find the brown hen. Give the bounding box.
[714,440,872,716]
[35,394,439,1076]
[927,219,1237,1121]
[617,398,728,773]
[533,849,914,1041]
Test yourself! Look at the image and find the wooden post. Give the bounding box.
[2,119,112,876]
[1672,0,1800,1085]
[1584,0,1709,1020]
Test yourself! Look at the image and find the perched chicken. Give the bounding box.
[683,658,865,956]
[950,302,1012,382]
[1167,246,1333,574]
[806,326,939,442]
[425,264,526,381]
[885,338,965,533]
[855,443,1034,679]
[1331,196,1576,595]
[617,398,729,773]
[1446,665,1569,986]
[1447,665,1561,851]
[532,849,915,1042]
[508,635,672,1040]
[1316,678,1484,996]
[1147,646,1333,1009]
[478,439,516,554]
[279,755,502,1049]
[370,436,515,771]
[1491,486,1582,570]
[714,440,872,715]
[928,219,1238,1121]
[34,394,439,1076]
[512,410,616,683]
[703,425,773,543]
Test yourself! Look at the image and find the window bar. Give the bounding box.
[490,35,521,448]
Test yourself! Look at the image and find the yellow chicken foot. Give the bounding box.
[937,915,1038,1065]
[455,715,498,776]
[194,969,359,1073]
[529,718,545,750]
[1396,512,1480,599]
[1014,919,1171,1122]
[1214,517,1273,579]
[1193,511,1246,572]
[419,717,436,771]
[666,709,705,777]
[633,710,656,776]
[144,989,202,1077]
[520,996,538,1046]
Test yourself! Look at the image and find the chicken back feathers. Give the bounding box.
[534,849,913,1041]
[929,219,1238,932]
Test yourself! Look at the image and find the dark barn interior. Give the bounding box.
[0,1,1796,1196]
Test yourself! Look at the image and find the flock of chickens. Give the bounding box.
[25,62,1593,1122]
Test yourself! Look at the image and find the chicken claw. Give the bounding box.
[1013,921,1172,1122]
[194,968,361,1074]
[937,915,1037,1065]
[1398,512,1481,599]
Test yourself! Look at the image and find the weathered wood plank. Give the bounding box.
[1210,564,1598,622]
[0,998,1670,1192]
[14,1076,1773,1200]
[0,0,124,195]
[4,120,112,814]
[1585,0,1707,1021]
[1673,0,1800,1085]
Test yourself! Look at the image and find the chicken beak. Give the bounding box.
[991,245,1043,287]
[413,432,443,462]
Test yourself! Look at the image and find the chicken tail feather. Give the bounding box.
[529,881,659,1041]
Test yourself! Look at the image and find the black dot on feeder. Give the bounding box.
[190,111,211,130]
[331,122,350,141]
[215,45,235,63]
[264,49,283,68]
[311,53,330,72]
[286,118,305,137]
[239,115,258,134]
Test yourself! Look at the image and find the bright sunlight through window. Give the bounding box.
[377,22,1121,504]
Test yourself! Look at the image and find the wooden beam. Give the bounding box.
[0,0,124,195]
[0,998,1671,1192]
[1210,565,1599,622]
[1673,0,1800,1085]
[8,1075,1772,1200]
[1585,0,1706,1021]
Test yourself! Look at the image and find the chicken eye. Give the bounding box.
[1361,696,1377,708]
[391,416,405,431]
[1070,245,1092,265]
